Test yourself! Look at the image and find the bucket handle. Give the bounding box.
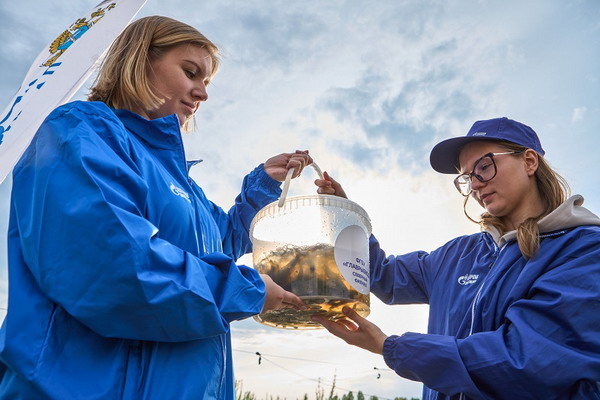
[278,162,324,208]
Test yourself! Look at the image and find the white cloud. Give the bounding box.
[571,106,587,122]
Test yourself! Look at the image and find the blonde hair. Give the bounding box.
[464,141,570,259]
[87,16,220,131]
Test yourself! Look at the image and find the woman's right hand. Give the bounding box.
[263,150,313,182]
[260,274,306,313]
[311,306,388,355]
[315,171,347,198]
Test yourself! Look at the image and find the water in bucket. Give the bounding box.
[250,164,372,329]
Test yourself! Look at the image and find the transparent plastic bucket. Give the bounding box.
[250,164,372,329]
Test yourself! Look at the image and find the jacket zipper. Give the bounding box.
[173,127,205,252]
[173,122,226,397]
[460,236,506,399]
[216,334,227,397]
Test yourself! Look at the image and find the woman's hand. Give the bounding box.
[315,171,347,198]
[311,307,387,355]
[260,274,306,313]
[264,150,312,182]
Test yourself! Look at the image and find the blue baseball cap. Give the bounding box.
[429,117,545,174]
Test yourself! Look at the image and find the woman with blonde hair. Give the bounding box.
[0,16,309,399]
[314,117,600,399]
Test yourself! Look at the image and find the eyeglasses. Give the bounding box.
[453,151,523,196]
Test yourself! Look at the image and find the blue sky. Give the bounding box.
[1,1,599,399]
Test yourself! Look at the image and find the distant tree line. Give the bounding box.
[235,377,420,400]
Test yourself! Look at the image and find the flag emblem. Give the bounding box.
[42,3,117,67]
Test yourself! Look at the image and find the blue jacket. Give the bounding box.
[371,197,600,399]
[0,101,281,399]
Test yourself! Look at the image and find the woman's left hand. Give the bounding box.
[315,171,347,198]
[311,306,388,355]
[260,274,306,313]
[264,150,312,182]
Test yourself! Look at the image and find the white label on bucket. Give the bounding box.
[334,225,370,295]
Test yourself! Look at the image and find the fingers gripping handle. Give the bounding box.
[277,169,295,208]
[278,162,324,208]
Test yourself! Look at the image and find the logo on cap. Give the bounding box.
[472,131,487,136]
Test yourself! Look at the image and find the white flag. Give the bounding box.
[0,0,147,184]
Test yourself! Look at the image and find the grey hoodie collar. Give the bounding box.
[485,195,600,247]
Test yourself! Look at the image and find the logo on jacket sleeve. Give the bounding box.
[458,273,479,285]
[170,183,191,203]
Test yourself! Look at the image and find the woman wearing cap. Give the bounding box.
[0,16,311,400]
[313,117,600,399]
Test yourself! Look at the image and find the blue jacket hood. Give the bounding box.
[486,194,600,247]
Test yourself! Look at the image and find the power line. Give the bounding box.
[233,349,394,373]
[234,349,347,366]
